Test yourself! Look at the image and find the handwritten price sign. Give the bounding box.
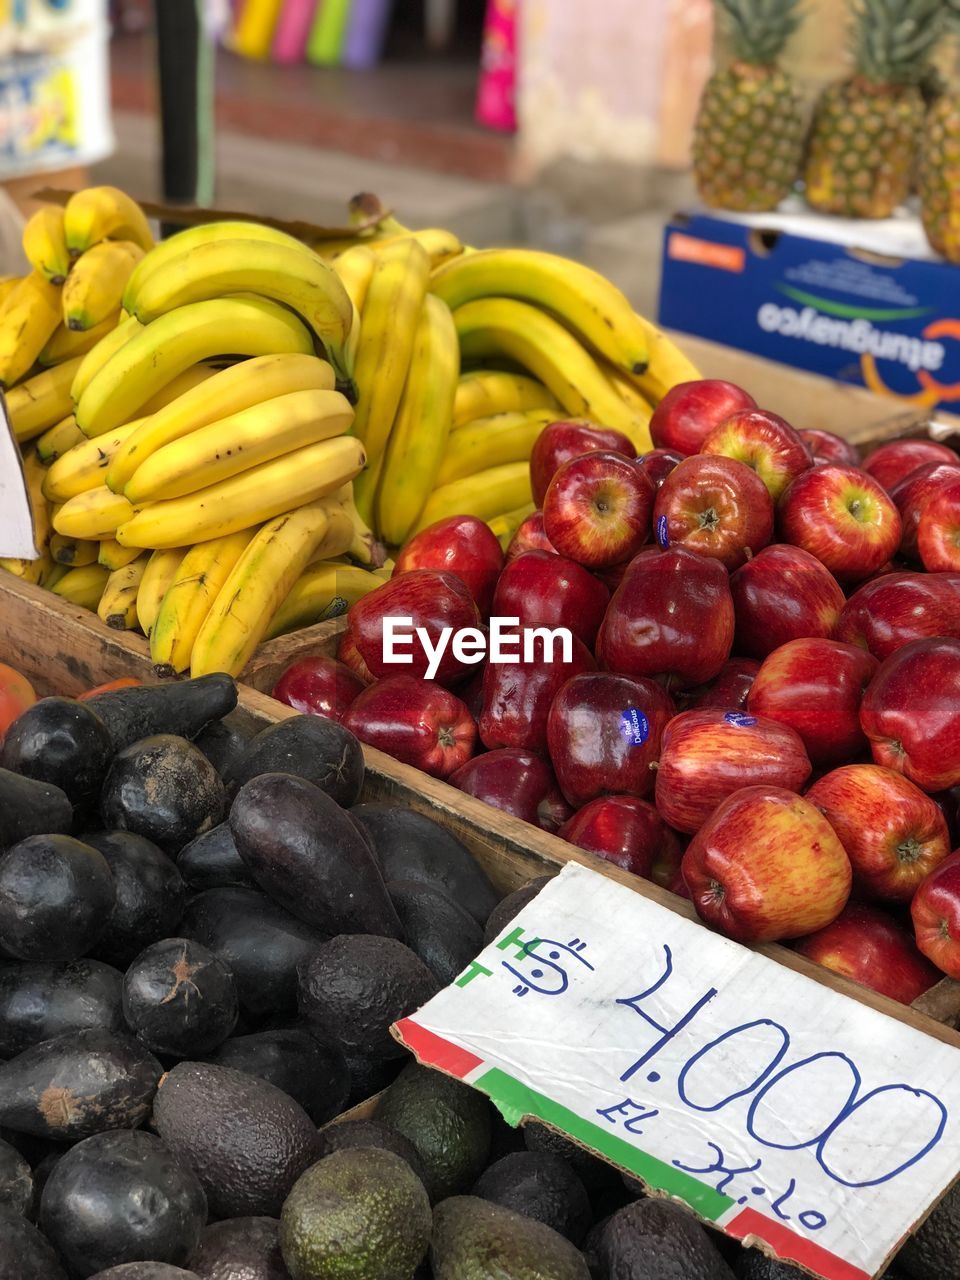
[395,864,960,1280]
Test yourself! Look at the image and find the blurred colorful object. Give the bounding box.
[475,0,517,132]
[271,0,318,63]
[228,0,286,58]
[306,0,354,65]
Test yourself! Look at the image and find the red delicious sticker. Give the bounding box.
[619,707,650,745]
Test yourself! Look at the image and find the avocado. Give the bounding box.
[472,1150,592,1244]
[122,937,238,1057]
[40,1128,206,1277]
[0,1027,161,1139]
[298,935,439,1061]
[280,1148,431,1280]
[0,958,124,1057]
[89,1268,200,1280]
[230,774,401,938]
[483,876,554,946]
[153,1060,321,1219]
[317,1118,427,1185]
[0,834,115,962]
[524,1122,622,1197]
[0,768,72,849]
[84,831,186,966]
[189,1216,287,1280]
[0,1135,31,1213]
[735,1250,809,1278]
[387,881,484,985]
[376,1063,491,1202]
[351,806,498,928]
[430,1195,590,1280]
[0,1204,67,1279]
[343,1050,405,1107]
[177,823,253,892]
[179,887,329,1019]
[226,715,364,808]
[897,1180,960,1280]
[597,1198,735,1279]
[0,697,112,809]
[82,674,237,754]
[101,735,225,854]
[207,1028,348,1125]
[193,711,255,780]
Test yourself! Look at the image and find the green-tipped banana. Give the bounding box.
[22,206,70,284]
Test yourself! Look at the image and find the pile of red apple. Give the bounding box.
[273,379,960,1008]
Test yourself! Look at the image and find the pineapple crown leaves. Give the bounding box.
[850,0,946,86]
[714,0,804,66]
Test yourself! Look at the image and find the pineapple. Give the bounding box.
[920,0,960,259]
[804,0,943,219]
[693,0,806,212]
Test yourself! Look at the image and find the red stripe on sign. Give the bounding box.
[726,1209,871,1280]
[393,1019,484,1079]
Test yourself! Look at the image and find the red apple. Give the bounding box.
[530,420,637,507]
[479,630,595,752]
[272,655,367,723]
[545,671,675,807]
[542,451,654,568]
[746,638,878,766]
[778,464,902,583]
[805,763,950,901]
[596,546,734,690]
[491,549,610,649]
[834,571,960,661]
[861,437,959,492]
[558,795,677,880]
[649,379,757,456]
[342,674,476,778]
[918,473,960,572]
[911,849,960,977]
[682,785,852,943]
[799,428,860,468]
[636,448,684,491]
[685,658,760,712]
[349,569,481,687]
[700,409,812,500]
[448,748,572,833]
[794,903,939,1005]
[860,638,960,793]
[729,543,846,660]
[889,461,960,560]
[393,515,504,616]
[505,511,556,562]
[337,627,375,684]
[652,453,773,569]
[655,707,812,834]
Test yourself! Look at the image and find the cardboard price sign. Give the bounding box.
[395,864,960,1280]
[0,394,39,560]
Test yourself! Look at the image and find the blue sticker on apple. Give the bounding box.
[724,710,757,727]
[620,708,650,745]
[656,514,669,548]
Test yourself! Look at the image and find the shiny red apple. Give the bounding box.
[558,795,677,880]
[700,408,812,500]
[799,428,860,468]
[636,448,684,491]
[491,549,610,649]
[918,473,960,572]
[778,464,902,582]
[685,658,760,711]
[861,437,959,492]
[530,420,638,507]
[342,674,476,778]
[729,543,846,659]
[912,849,960,977]
[652,453,773,569]
[505,511,556,562]
[834,571,960,660]
[479,630,595,752]
[649,379,757,456]
[272,655,367,723]
[888,460,960,560]
[794,903,939,1004]
[542,451,654,568]
[448,748,572,833]
[337,627,375,683]
[393,515,504,616]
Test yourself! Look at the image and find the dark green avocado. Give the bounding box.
[472,1150,592,1244]
[101,735,225,855]
[122,936,238,1057]
[0,768,72,849]
[483,876,554,946]
[316,1118,427,1186]
[387,881,484,986]
[83,830,186,966]
[88,1266,201,1279]
[226,714,364,808]
[598,1197,735,1279]
[0,1136,31,1214]
[0,1204,68,1279]
[0,958,124,1057]
[207,1028,349,1126]
[177,823,253,892]
[430,1195,590,1280]
[897,1180,960,1280]
[0,697,112,808]
[0,834,115,961]
[188,1216,287,1280]
[82,673,237,753]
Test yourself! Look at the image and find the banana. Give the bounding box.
[126,239,356,394]
[350,239,431,525]
[50,533,98,566]
[0,273,62,387]
[43,563,69,591]
[63,187,154,256]
[116,434,367,549]
[627,314,702,404]
[331,244,378,314]
[71,313,144,403]
[375,294,459,547]
[190,501,334,678]
[97,555,149,630]
[453,370,560,428]
[44,420,143,503]
[412,461,533,535]
[106,352,335,493]
[21,447,52,552]
[62,241,145,332]
[602,359,655,424]
[135,547,188,637]
[453,297,652,447]
[6,358,84,443]
[39,313,121,367]
[0,552,55,586]
[488,502,536,550]
[0,277,22,306]
[36,415,84,463]
[50,562,110,610]
[150,530,256,676]
[373,227,463,269]
[76,297,315,437]
[98,538,143,571]
[53,487,135,540]
[22,206,70,284]
[335,487,382,567]
[309,501,355,563]
[436,409,555,487]
[265,562,384,640]
[124,388,354,504]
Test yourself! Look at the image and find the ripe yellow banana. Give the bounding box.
[63,187,154,256]
[106,352,335,493]
[0,277,23,306]
[0,273,62,387]
[627,314,702,404]
[98,538,144,571]
[50,533,98,566]
[22,206,70,284]
[54,487,135,540]
[134,547,187,638]
[62,241,144,332]
[98,555,149,630]
[116,434,367,549]
[150,530,255,675]
[488,502,536,549]
[71,314,143,403]
[49,562,110,610]
[36,415,85,463]
[124,388,354,504]
[265,562,384,639]
[0,552,56,586]
[76,297,315,437]
[602,359,655,424]
[375,294,459,547]
[374,227,463,269]
[43,562,69,591]
[332,487,382,566]
[436,409,555,487]
[452,370,560,428]
[190,501,334,678]
[454,297,651,447]
[39,313,121,367]
[331,244,378,314]
[7,358,84,443]
[412,461,533,535]
[43,420,143,503]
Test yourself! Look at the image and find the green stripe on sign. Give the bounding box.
[476,1067,733,1222]
[775,284,932,322]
